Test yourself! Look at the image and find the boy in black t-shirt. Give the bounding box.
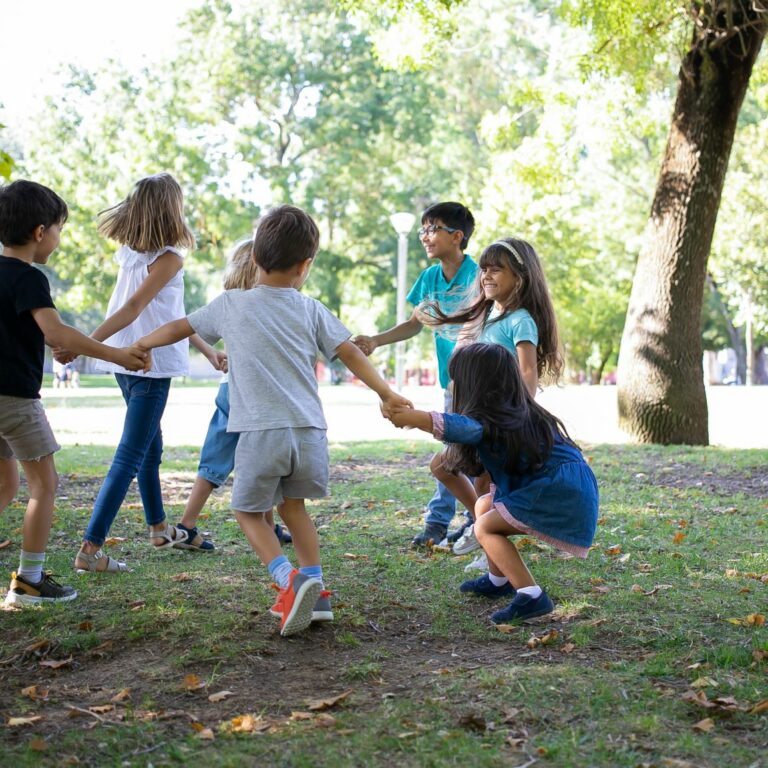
[0,180,148,606]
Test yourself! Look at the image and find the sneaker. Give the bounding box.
[411,523,448,549]
[452,523,481,555]
[173,524,215,552]
[276,570,322,637]
[446,520,471,544]
[275,524,292,545]
[464,551,489,572]
[4,571,78,606]
[490,590,554,624]
[459,573,515,598]
[312,590,333,622]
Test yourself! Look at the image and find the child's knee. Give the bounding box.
[473,493,493,519]
[429,452,449,479]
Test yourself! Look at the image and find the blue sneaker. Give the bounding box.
[490,590,554,624]
[459,573,516,598]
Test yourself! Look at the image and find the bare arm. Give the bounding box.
[136,318,195,351]
[32,308,148,371]
[334,340,412,410]
[190,333,226,371]
[517,341,538,398]
[91,251,184,342]
[386,404,434,433]
[351,310,423,356]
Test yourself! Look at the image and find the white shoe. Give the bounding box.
[452,523,481,555]
[464,551,488,572]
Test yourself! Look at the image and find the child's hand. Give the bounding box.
[214,351,228,373]
[351,335,376,356]
[380,391,413,418]
[52,347,77,364]
[115,345,150,372]
[385,404,416,429]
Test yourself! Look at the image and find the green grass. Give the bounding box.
[0,441,765,767]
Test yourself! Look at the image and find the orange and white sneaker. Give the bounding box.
[312,590,333,622]
[276,570,322,637]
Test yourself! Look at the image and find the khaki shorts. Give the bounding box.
[231,427,329,512]
[0,395,60,461]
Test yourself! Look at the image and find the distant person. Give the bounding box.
[137,204,412,636]
[385,343,598,624]
[0,180,147,605]
[173,239,291,552]
[422,237,563,570]
[353,202,477,548]
[69,173,224,574]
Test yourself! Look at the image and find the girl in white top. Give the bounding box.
[74,173,222,573]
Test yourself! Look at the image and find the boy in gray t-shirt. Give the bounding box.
[138,205,411,637]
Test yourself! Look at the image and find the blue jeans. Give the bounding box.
[425,388,464,528]
[84,374,171,546]
[198,382,238,487]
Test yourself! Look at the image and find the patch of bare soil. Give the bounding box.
[632,460,767,499]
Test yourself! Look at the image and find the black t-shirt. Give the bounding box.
[0,256,56,398]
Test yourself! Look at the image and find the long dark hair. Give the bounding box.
[442,343,574,476]
[423,238,563,384]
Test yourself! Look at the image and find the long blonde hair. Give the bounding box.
[223,239,259,290]
[98,173,195,251]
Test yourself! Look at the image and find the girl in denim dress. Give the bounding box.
[386,342,598,624]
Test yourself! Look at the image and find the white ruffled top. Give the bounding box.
[94,245,189,378]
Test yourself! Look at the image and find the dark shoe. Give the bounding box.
[411,523,448,548]
[275,524,292,545]
[491,590,554,624]
[173,524,215,552]
[5,571,77,606]
[446,520,471,544]
[460,573,515,598]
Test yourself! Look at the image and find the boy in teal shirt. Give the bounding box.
[353,202,477,546]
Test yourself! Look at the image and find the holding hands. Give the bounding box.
[351,335,376,356]
[117,345,152,372]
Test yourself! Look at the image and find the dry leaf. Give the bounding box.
[78,621,93,632]
[208,690,235,703]
[526,629,559,648]
[7,716,43,727]
[459,713,489,731]
[39,657,73,669]
[746,613,765,626]
[0,539,11,549]
[103,537,126,546]
[90,640,113,656]
[342,553,368,561]
[748,699,768,715]
[630,584,644,593]
[307,689,353,711]
[197,727,215,740]
[495,624,516,634]
[315,713,336,728]
[693,717,715,732]
[129,601,145,612]
[171,572,193,582]
[183,674,206,691]
[690,676,718,688]
[228,714,267,733]
[24,639,51,653]
[111,688,131,703]
[290,711,315,721]
[89,705,114,715]
[28,738,47,751]
[21,685,48,701]
[672,532,686,544]
[562,643,576,654]
[605,545,622,556]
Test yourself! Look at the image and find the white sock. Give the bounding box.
[18,550,45,583]
[488,572,509,587]
[517,585,543,599]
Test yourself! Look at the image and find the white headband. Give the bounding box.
[490,240,524,266]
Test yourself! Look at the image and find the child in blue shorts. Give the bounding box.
[386,342,598,624]
[174,239,289,551]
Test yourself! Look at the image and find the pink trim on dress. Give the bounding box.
[431,412,445,440]
[494,501,590,559]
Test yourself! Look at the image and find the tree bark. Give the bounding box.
[617,1,766,444]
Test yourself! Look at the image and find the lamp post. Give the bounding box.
[390,211,416,390]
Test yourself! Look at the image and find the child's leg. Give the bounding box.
[473,472,491,498]
[430,451,477,517]
[234,509,282,565]
[0,457,20,511]
[179,476,217,529]
[18,455,58,554]
[81,375,171,554]
[474,505,536,589]
[276,498,319,568]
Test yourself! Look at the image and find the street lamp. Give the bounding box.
[390,211,416,390]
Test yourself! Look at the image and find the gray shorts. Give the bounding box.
[0,395,61,461]
[231,427,329,512]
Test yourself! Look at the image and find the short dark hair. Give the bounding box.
[0,179,68,247]
[422,201,474,250]
[253,204,320,273]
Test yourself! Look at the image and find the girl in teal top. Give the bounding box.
[422,238,564,533]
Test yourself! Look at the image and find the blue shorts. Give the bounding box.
[198,382,238,487]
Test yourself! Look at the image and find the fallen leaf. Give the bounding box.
[748,699,768,715]
[7,716,43,727]
[171,572,193,582]
[315,713,336,728]
[103,537,126,546]
[78,621,93,632]
[561,643,576,654]
[21,685,48,701]
[228,714,267,733]
[90,641,113,656]
[495,624,516,634]
[290,711,315,721]
[39,657,73,669]
[0,539,11,549]
[111,688,131,703]
[24,639,51,653]
[746,613,765,626]
[605,545,622,556]
[208,690,235,703]
[692,717,715,732]
[672,532,686,544]
[340,501,353,509]
[183,674,206,692]
[28,738,47,751]
[307,689,353,711]
[690,676,718,688]
[459,713,489,731]
[129,601,145,612]
[342,553,368,560]
[197,727,215,740]
[526,629,558,648]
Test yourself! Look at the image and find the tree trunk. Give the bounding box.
[617,3,766,444]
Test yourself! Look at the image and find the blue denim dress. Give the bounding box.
[433,412,599,558]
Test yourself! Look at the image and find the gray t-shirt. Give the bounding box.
[188,285,351,432]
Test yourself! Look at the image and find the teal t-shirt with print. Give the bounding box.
[478,306,538,356]
[407,255,478,388]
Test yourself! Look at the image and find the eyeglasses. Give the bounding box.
[418,225,460,238]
